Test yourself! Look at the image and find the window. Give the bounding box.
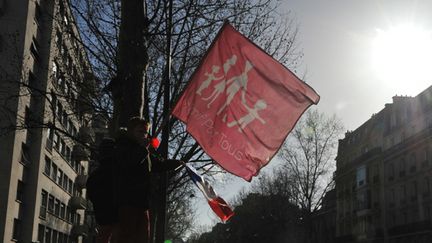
[53,132,59,151]
[12,219,21,240]
[62,111,68,126]
[67,179,73,194]
[57,169,63,185]
[46,127,53,150]
[40,190,48,218]
[60,203,66,219]
[71,160,76,170]
[74,160,79,172]
[30,37,40,60]
[66,206,71,222]
[16,180,24,202]
[73,184,79,197]
[24,106,31,126]
[51,163,57,180]
[61,140,66,156]
[56,102,63,121]
[20,143,31,165]
[54,199,60,216]
[72,126,77,137]
[44,156,51,175]
[65,146,71,162]
[356,166,366,187]
[59,139,64,155]
[71,211,76,224]
[45,227,52,243]
[48,195,54,213]
[68,120,73,134]
[58,232,65,243]
[38,224,45,243]
[62,173,68,189]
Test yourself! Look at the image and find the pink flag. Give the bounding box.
[172,23,320,181]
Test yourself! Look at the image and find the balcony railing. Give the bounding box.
[69,196,87,210]
[71,224,89,237]
[72,144,90,161]
[74,174,88,189]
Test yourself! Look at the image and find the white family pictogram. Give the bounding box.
[201,55,237,107]
[196,55,267,132]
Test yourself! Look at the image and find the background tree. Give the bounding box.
[277,108,344,242]
[191,109,343,243]
[189,189,305,243]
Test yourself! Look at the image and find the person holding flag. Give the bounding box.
[113,117,183,243]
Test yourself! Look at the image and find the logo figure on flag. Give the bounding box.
[173,22,320,181]
[200,55,238,108]
[198,58,265,128]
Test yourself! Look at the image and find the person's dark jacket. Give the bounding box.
[114,133,181,209]
[86,138,118,225]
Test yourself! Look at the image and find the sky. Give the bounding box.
[194,0,432,229]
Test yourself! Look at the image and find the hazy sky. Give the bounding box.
[195,0,432,228]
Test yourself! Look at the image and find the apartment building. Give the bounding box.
[0,0,98,242]
[335,86,432,242]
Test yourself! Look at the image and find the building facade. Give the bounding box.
[0,0,98,242]
[335,86,432,242]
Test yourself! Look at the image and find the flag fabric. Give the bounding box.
[172,22,320,181]
[185,164,234,222]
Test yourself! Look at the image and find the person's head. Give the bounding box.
[127,117,151,146]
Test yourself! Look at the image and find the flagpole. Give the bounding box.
[155,0,172,242]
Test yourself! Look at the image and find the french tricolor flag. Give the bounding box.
[185,164,234,222]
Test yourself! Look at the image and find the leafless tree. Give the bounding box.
[70,0,304,240]
[277,109,343,242]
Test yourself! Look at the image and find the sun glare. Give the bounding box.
[372,24,432,94]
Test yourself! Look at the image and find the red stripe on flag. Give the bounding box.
[208,197,235,222]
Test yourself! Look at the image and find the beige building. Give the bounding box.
[335,86,432,242]
[0,0,97,242]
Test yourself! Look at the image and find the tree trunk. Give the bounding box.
[111,0,148,133]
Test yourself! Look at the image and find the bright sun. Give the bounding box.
[371,24,432,94]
